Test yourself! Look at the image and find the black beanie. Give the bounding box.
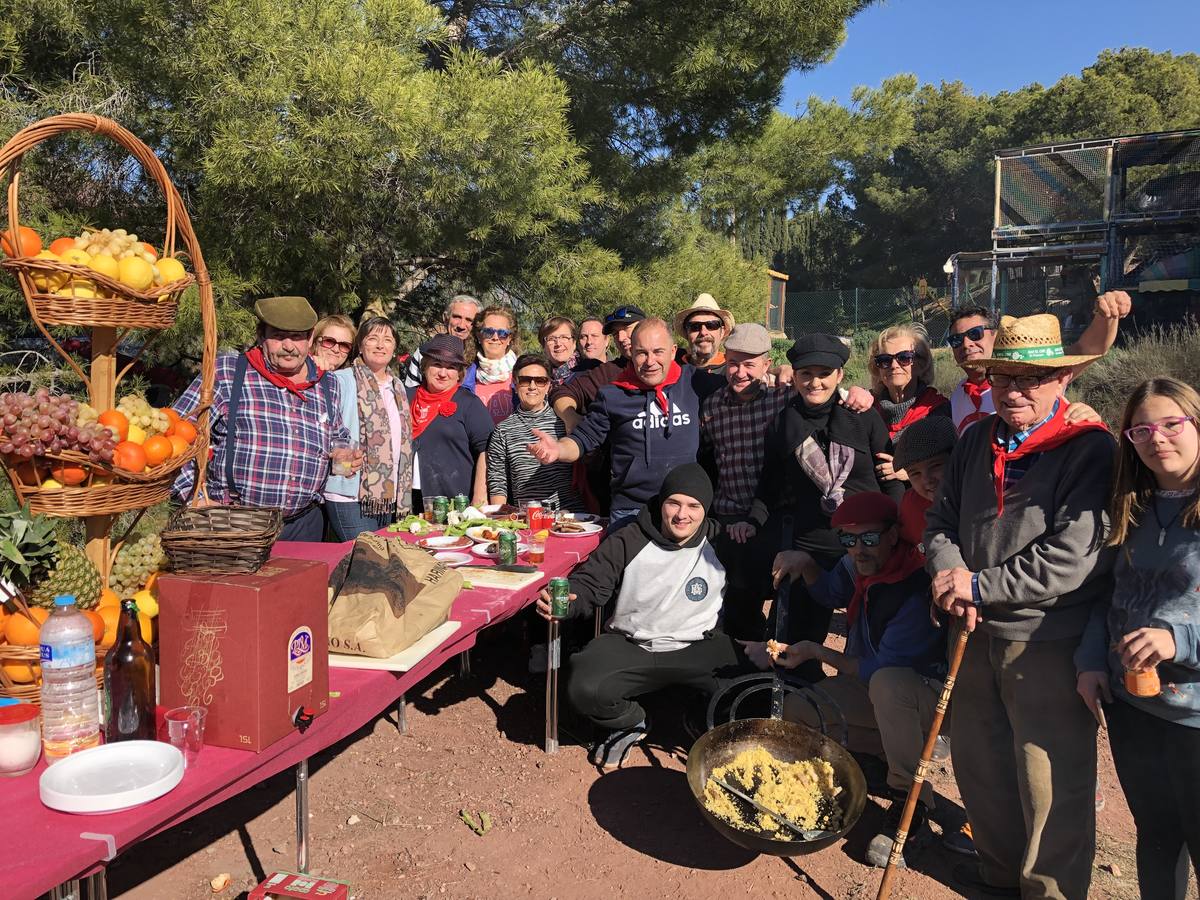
[657,462,714,513]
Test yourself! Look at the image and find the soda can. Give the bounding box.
[525,500,543,530]
[549,577,571,619]
[498,530,518,565]
[432,496,449,525]
[452,494,469,512]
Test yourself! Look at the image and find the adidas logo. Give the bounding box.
[632,401,692,430]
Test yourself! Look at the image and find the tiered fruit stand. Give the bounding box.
[0,114,216,695]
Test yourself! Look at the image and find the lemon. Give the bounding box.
[126,423,147,445]
[30,250,67,291]
[54,280,98,299]
[155,256,186,284]
[117,255,154,290]
[88,252,120,281]
[59,247,91,267]
[40,477,63,490]
[535,529,550,541]
[132,588,159,618]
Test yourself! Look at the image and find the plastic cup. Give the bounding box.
[164,706,207,770]
[527,539,545,564]
[331,440,359,477]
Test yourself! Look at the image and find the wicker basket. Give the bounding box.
[0,641,106,703]
[162,505,283,576]
[0,114,216,521]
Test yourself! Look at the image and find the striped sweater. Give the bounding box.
[486,404,584,510]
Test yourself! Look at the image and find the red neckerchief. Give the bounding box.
[878,385,948,439]
[612,359,683,418]
[411,385,458,439]
[961,375,989,410]
[898,489,932,551]
[847,539,925,627]
[990,403,1108,515]
[245,346,324,400]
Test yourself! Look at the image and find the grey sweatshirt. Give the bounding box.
[924,415,1116,641]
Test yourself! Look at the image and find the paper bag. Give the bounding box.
[327,532,463,658]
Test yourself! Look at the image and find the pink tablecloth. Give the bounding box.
[9,529,600,900]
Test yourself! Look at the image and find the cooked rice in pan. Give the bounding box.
[703,747,843,838]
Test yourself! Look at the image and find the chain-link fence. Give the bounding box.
[783,286,953,342]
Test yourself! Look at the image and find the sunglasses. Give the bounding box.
[480,327,512,340]
[986,370,1056,392]
[873,351,918,368]
[317,336,352,353]
[838,530,886,549]
[516,375,551,387]
[946,325,990,349]
[1124,416,1196,444]
[685,319,725,334]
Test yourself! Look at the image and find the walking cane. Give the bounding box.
[876,623,971,900]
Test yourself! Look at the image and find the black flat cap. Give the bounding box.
[786,333,850,369]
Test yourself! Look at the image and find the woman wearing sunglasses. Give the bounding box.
[486,354,583,510]
[866,324,950,481]
[324,317,414,540]
[464,305,520,424]
[310,314,356,372]
[1076,376,1200,899]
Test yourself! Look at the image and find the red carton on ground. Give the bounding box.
[158,557,329,752]
[248,872,350,899]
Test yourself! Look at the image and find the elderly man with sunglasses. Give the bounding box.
[754,491,946,868]
[486,353,584,510]
[924,313,1117,899]
[945,291,1130,435]
[403,294,481,389]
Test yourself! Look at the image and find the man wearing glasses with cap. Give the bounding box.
[945,291,1130,435]
[551,304,647,431]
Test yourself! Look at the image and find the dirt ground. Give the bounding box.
[109,614,1195,900]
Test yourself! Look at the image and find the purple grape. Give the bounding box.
[0,442,11,454]
[17,445,33,459]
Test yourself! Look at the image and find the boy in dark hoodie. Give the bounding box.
[536,463,742,768]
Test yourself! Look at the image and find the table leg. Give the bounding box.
[49,880,80,900]
[396,694,407,735]
[459,649,471,677]
[295,758,310,875]
[545,619,560,754]
[84,870,107,900]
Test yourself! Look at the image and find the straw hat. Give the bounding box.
[974,313,1102,373]
[673,293,735,338]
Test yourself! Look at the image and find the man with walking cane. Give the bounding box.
[923,314,1115,899]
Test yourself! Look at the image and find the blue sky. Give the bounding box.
[779,0,1200,112]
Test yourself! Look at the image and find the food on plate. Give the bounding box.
[552,521,588,534]
[703,747,843,838]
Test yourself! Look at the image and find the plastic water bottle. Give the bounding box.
[39,595,101,760]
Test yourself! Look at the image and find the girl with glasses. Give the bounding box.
[467,305,520,424]
[1076,376,1200,899]
[310,314,356,372]
[485,354,584,511]
[866,324,950,481]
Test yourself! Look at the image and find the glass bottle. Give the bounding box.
[103,599,157,742]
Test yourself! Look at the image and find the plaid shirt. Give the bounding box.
[700,382,791,517]
[172,351,349,514]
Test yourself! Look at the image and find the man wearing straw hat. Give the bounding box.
[674,293,735,374]
[924,313,1116,899]
[172,296,356,541]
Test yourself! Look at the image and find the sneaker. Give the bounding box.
[952,863,1021,897]
[864,799,928,868]
[589,719,648,769]
[931,734,952,763]
[942,822,978,858]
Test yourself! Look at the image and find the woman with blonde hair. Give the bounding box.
[867,323,949,480]
[1076,376,1200,899]
[467,305,519,423]
[310,314,356,372]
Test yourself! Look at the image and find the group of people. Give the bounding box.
[168,286,1200,900]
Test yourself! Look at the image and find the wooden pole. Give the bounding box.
[876,625,971,900]
[84,326,118,585]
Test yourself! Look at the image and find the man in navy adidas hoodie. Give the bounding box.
[528,318,720,530]
[536,463,743,768]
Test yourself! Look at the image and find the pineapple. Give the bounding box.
[0,505,102,610]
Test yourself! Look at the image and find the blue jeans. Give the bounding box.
[324,501,392,542]
[280,504,325,542]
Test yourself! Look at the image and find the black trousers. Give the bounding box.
[712,514,778,640]
[1108,698,1200,900]
[567,632,743,731]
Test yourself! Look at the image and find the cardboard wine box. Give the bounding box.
[249,872,350,899]
[157,557,329,752]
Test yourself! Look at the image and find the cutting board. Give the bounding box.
[460,566,543,591]
[329,621,462,672]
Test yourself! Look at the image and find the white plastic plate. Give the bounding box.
[40,740,185,814]
[550,521,603,537]
[433,551,473,567]
[472,541,529,558]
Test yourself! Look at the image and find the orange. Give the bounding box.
[1,225,42,258]
[143,572,159,593]
[98,588,120,609]
[137,611,154,643]
[167,435,189,457]
[49,237,77,256]
[169,419,198,444]
[140,242,158,259]
[162,407,181,426]
[113,440,148,473]
[142,435,172,466]
[1,660,39,684]
[83,610,105,643]
[4,608,49,645]
[98,605,120,647]
[97,409,129,442]
[0,607,8,637]
[49,464,88,486]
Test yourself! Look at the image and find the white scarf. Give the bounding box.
[475,350,516,384]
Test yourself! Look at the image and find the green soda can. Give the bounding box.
[549,577,571,619]
[498,530,518,565]
[432,496,449,525]
[452,494,469,512]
